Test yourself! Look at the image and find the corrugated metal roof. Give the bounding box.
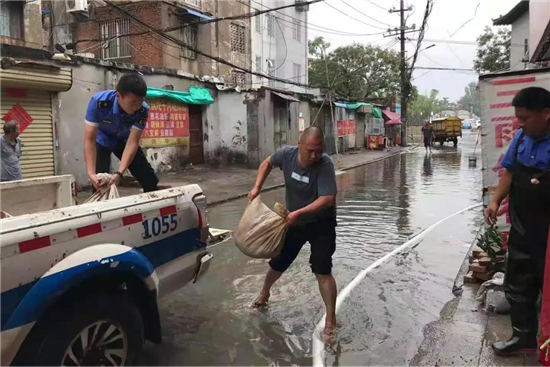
[493,1,529,26]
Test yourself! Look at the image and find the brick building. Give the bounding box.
[47,0,252,87]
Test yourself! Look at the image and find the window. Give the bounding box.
[255,14,261,34]
[180,23,198,59]
[0,1,23,39]
[255,56,262,73]
[267,59,275,86]
[184,0,201,8]
[230,23,246,54]
[369,118,384,135]
[267,14,275,38]
[293,63,302,83]
[232,70,246,87]
[293,19,301,42]
[100,18,131,60]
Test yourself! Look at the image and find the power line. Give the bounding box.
[323,2,388,30]
[365,0,390,12]
[103,0,321,89]
[339,0,396,28]
[414,66,476,71]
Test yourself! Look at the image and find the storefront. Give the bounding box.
[0,62,72,178]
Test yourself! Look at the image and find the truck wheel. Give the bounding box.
[18,292,144,366]
[439,141,444,146]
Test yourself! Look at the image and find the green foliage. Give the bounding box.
[457,82,481,117]
[476,226,505,262]
[308,37,402,99]
[474,26,512,73]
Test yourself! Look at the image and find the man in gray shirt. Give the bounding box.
[1,121,23,182]
[248,126,338,335]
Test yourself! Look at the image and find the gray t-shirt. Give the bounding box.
[270,146,337,224]
[1,135,22,182]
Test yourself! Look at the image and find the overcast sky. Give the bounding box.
[307,0,522,101]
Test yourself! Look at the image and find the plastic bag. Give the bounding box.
[84,173,120,203]
[234,196,289,259]
[476,272,510,313]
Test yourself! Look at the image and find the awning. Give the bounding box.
[385,119,402,126]
[146,86,214,105]
[382,110,401,121]
[272,91,300,102]
[176,8,213,20]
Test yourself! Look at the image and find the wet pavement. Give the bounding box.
[139,130,484,366]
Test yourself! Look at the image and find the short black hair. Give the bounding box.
[116,73,147,97]
[512,87,550,111]
[300,126,324,143]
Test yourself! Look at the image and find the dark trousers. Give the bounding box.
[504,226,548,337]
[96,142,159,193]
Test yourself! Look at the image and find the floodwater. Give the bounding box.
[139,130,483,366]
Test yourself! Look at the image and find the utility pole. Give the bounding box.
[400,0,407,145]
[388,2,416,146]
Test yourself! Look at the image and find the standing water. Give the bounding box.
[139,131,483,366]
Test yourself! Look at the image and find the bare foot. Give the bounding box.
[252,292,270,309]
[322,322,338,344]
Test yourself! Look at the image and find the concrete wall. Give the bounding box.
[529,1,550,61]
[56,62,207,188]
[510,12,530,70]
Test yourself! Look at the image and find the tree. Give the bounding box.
[473,26,511,73]
[308,37,402,100]
[408,89,443,126]
[457,82,481,117]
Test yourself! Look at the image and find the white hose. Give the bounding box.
[311,202,483,366]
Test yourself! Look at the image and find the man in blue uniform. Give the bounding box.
[486,86,550,355]
[84,73,158,192]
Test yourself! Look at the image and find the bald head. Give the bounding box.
[298,126,324,167]
[300,126,324,144]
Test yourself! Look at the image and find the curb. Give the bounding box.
[207,145,418,206]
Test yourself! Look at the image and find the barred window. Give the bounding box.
[293,19,301,42]
[100,18,131,60]
[184,0,201,8]
[232,70,246,87]
[255,56,262,73]
[180,23,198,59]
[255,14,261,34]
[267,14,275,38]
[230,23,246,54]
[293,63,302,83]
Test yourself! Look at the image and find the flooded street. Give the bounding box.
[139,130,483,366]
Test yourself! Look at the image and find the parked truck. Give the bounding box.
[0,175,230,366]
[479,67,550,253]
[431,116,462,146]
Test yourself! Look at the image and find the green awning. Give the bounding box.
[372,107,382,119]
[146,86,214,105]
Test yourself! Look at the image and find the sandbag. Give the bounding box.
[84,173,120,203]
[234,196,289,259]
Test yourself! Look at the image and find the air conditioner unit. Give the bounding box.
[66,0,88,13]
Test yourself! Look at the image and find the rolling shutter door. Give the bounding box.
[1,89,55,178]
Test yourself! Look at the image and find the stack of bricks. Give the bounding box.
[464,249,506,283]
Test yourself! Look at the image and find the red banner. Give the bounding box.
[141,99,190,147]
[337,120,356,137]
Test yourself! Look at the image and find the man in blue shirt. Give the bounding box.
[84,73,158,192]
[486,87,550,355]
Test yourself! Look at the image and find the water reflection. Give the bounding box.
[140,131,483,366]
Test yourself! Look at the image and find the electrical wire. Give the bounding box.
[449,1,480,38]
[103,0,323,89]
[339,0,396,28]
[323,2,388,30]
[272,17,288,74]
[365,0,390,12]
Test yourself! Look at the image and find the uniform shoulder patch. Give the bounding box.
[98,100,113,109]
[138,106,147,114]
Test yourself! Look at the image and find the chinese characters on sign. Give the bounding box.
[337,120,356,137]
[141,99,190,148]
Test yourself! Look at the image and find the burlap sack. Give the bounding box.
[84,173,120,203]
[234,196,289,259]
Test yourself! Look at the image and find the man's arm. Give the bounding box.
[248,156,273,201]
[84,124,101,190]
[109,129,142,186]
[485,168,512,224]
[289,195,336,222]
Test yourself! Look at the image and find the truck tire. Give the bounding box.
[439,141,444,146]
[17,292,144,366]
